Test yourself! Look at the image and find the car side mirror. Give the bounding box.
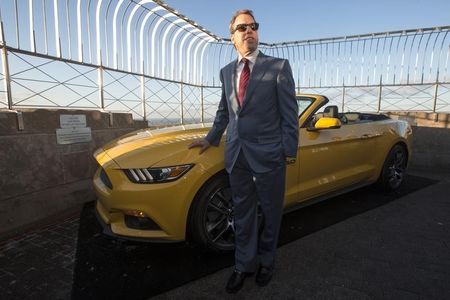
[307,117,342,131]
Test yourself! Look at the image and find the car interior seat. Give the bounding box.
[323,105,339,118]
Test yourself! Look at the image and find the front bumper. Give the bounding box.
[92,164,210,241]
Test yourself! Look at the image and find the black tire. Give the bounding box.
[378,144,408,191]
[188,174,235,252]
[187,173,264,252]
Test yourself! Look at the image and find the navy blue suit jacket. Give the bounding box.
[205,52,299,173]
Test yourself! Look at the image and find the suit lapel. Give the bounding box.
[242,53,269,108]
[228,60,240,114]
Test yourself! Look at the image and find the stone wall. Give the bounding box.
[0,109,147,238]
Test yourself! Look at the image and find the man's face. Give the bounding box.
[230,13,259,56]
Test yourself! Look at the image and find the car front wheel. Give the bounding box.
[188,174,235,252]
[379,144,408,191]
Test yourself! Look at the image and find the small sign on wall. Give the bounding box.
[60,114,87,128]
[56,114,92,144]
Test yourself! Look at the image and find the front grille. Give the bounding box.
[124,168,154,183]
[124,215,161,230]
[100,168,113,189]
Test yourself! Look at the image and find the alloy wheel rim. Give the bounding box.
[388,148,406,188]
[205,186,235,249]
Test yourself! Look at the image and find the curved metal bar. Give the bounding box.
[421,32,436,82]
[445,37,450,82]
[43,0,48,54]
[119,1,134,70]
[125,0,143,71]
[178,28,201,81]
[385,36,394,83]
[53,0,60,58]
[87,0,93,63]
[400,33,410,83]
[29,0,35,52]
[190,33,209,83]
[76,0,82,61]
[104,0,114,67]
[392,32,403,84]
[359,39,366,85]
[112,0,125,69]
[413,33,425,83]
[428,31,441,82]
[418,32,432,83]
[170,24,193,80]
[406,32,419,84]
[186,32,207,82]
[133,6,148,72]
[65,0,72,59]
[161,19,184,78]
[372,37,381,85]
[127,0,162,72]
[150,12,174,76]
[198,38,214,84]
[95,0,104,64]
[138,5,160,73]
[144,14,159,76]
[436,30,449,81]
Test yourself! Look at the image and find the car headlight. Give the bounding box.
[124,164,194,184]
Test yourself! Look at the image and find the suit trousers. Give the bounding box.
[229,149,286,272]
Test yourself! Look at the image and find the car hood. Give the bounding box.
[95,123,214,169]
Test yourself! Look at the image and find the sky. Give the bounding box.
[163,0,450,43]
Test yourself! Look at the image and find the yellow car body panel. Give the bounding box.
[93,94,412,244]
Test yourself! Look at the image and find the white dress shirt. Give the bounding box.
[236,49,259,96]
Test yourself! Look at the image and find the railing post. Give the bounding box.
[141,75,146,122]
[0,22,13,110]
[341,84,345,112]
[432,72,439,114]
[141,61,146,122]
[377,75,383,112]
[200,86,204,123]
[97,51,105,111]
[180,82,184,125]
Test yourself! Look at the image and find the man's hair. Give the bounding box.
[229,9,256,34]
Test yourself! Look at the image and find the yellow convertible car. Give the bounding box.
[93,94,412,251]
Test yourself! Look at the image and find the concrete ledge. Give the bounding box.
[387,111,450,128]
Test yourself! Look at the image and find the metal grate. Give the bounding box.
[9,52,99,108]
[103,69,143,119]
[145,79,181,126]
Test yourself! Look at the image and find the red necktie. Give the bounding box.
[238,58,250,106]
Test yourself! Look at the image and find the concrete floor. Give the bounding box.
[0,168,449,300]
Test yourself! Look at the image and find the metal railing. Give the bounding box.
[0,0,449,123]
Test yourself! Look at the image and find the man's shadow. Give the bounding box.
[71,174,437,300]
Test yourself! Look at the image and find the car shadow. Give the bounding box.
[71,174,438,299]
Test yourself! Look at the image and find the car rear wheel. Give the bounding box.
[188,174,235,252]
[379,144,407,191]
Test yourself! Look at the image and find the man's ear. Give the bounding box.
[230,34,235,45]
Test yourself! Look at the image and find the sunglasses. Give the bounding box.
[232,22,259,33]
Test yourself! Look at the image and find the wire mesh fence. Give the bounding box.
[0,0,449,125]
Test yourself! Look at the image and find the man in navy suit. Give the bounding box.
[189,9,298,293]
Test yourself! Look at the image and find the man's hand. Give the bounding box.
[188,139,211,154]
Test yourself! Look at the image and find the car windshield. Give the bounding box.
[296,96,314,117]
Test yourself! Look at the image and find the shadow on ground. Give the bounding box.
[71,175,438,300]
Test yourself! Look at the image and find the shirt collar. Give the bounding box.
[238,49,260,65]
